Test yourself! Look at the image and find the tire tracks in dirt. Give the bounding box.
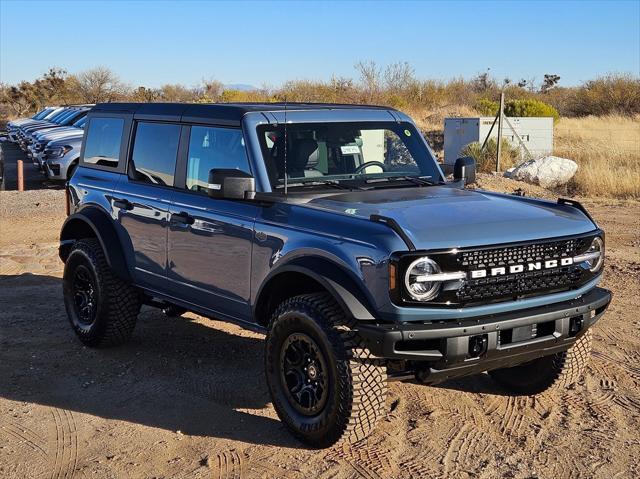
[0,419,48,459]
[49,408,78,479]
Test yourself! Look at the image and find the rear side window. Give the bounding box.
[83,117,125,168]
[185,126,249,193]
[129,122,181,186]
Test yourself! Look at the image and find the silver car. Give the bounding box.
[42,135,83,181]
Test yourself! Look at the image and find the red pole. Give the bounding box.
[17,160,24,191]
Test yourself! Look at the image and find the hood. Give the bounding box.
[304,186,596,249]
[38,128,82,141]
[48,136,82,148]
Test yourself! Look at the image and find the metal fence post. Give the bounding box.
[496,91,505,172]
[17,159,24,191]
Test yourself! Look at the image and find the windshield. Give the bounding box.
[60,110,85,125]
[33,108,52,120]
[258,121,442,190]
[49,109,71,123]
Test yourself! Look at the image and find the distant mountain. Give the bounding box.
[224,83,257,91]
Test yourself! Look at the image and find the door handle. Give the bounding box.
[171,212,195,225]
[113,198,133,210]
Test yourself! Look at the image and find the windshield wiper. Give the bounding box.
[364,175,438,186]
[274,179,354,190]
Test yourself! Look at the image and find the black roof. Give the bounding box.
[90,102,395,125]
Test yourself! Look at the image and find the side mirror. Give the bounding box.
[454,156,476,185]
[208,169,255,200]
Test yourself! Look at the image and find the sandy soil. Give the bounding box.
[1,146,639,479]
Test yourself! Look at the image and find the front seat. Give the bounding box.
[289,138,322,178]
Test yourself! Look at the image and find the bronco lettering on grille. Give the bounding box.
[470,257,574,278]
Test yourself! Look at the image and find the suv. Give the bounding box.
[60,103,611,447]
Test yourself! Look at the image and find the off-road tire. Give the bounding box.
[489,330,592,395]
[265,293,387,448]
[63,238,140,347]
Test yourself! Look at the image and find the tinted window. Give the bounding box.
[33,108,51,120]
[83,117,125,168]
[60,111,83,125]
[129,122,181,186]
[185,126,249,193]
[48,110,69,123]
[73,117,87,128]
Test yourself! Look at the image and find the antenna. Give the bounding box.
[283,98,288,195]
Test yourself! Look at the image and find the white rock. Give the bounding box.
[503,167,515,179]
[510,156,578,188]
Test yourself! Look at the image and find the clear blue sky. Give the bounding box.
[1,0,639,88]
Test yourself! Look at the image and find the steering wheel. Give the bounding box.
[354,161,387,174]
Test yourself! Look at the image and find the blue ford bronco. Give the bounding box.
[60,102,611,447]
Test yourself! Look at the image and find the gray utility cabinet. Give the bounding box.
[443,117,554,166]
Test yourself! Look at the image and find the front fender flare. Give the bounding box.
[255,257,376,322]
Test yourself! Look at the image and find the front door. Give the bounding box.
[167,125,257,320]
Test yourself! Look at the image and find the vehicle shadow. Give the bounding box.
[0,272,300,448]
[431,374,514,396]
[0,140,64,191]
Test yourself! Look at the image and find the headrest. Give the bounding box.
[291,138,318,171]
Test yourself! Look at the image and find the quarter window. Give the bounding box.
[83,117,125,168]
[185,126,250,193]
[129,122,181,186]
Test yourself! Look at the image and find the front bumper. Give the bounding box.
[357,287,611,382]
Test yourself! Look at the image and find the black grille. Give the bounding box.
[394,233,599,307]
[454,236,594,305]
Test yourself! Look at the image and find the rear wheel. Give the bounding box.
[63,239,140,347]
[265,293,387,447]
[489,330,592,395]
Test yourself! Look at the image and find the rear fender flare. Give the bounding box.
[59,207,131,282]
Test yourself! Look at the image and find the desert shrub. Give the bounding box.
[475,98,499,116]
[505,98,560,122]
[220,88,271,103]
[474,97,559,122]
[461,138,520,172]
[569,74,640,117]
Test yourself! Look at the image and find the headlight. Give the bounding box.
[575,236,604,272]
[46,145,72,158]
[404,257,442,301]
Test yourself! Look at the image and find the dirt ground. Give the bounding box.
[1,142,639,479]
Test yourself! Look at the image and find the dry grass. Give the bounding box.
[554,115,640,198]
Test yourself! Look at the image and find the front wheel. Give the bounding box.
[265,293,387,448]
[489,330,593,395]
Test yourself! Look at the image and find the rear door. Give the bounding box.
[112,121,182,291]
[167,125,258,320]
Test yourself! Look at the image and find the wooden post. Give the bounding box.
[496,91,505,172]
[17,160,24,191]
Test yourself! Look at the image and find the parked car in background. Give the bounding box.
[15,107,87,149]
[42,134,83,181]
[21,107,89,152]
[6,107,63,142]
[15,108,73,147]
[30,116,87,168]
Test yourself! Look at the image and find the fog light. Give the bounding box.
[468,335,488,358]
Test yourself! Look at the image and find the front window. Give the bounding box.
[258,122,442,190]
[185,126,250,194]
